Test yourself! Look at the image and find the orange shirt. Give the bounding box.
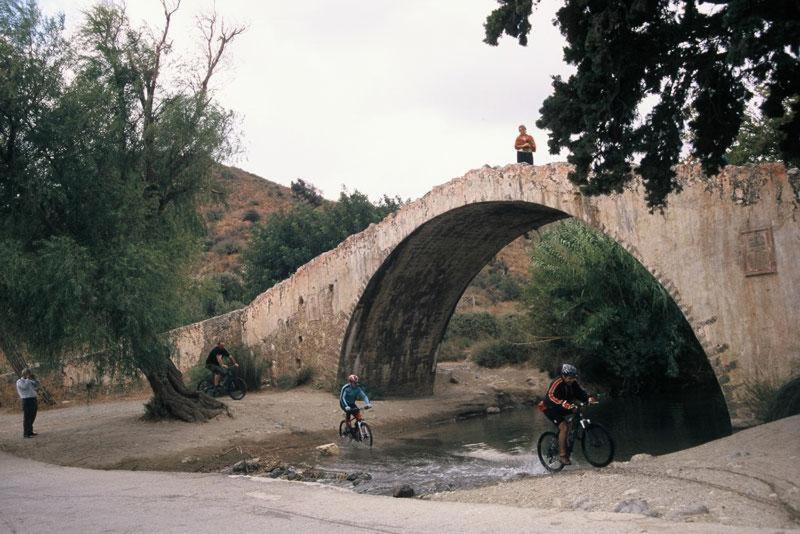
[515,133,536,152]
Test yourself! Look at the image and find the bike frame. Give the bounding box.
[565,406,591,453]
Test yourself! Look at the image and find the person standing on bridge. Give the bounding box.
[16,368,40,438]
[514,124,536,164]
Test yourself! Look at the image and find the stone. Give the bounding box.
[486,406,501,414]
[393,484,415,498]
[449,375,460,384]
[629,453,653,463]
[570,495,594,511]
[315,443,340,456]
[613,499,657,517]
[622,488,639,496]
[672,504,709,517]
[232,458,261,473]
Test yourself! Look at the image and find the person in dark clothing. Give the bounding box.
[542,363,596,464]
[205,342,239,388]
[16,368,40,438]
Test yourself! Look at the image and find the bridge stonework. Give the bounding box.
[169,163,800,422]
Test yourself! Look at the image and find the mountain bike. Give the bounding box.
[338,405,373,447]
[197,367,246,400]
[537,401,614,472]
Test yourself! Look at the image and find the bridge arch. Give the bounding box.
[170,163,800,423]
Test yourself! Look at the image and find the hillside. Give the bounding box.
[200,165,301,275]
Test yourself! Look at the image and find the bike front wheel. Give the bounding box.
[357,422,373,447]
[537,431,564,472]
[197,379,214,395]
[227,377,246,400]
[581,423,615,467]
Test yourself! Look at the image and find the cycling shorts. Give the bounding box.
[544,405,571,425]
[206,364,226,377]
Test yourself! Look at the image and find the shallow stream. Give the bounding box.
[308,393,731,496]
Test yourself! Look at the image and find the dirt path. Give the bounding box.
[2,362,798,531]
[0,362,541,471]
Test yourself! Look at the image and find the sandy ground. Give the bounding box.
[0,362,542,471]
[1,362,798,531]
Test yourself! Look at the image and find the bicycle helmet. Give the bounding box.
[560,363,578,377]
[347,374,359,384]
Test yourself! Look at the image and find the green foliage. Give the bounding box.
[743,375,800,423]
[184,363,211,391]
[445,312,500,341]
[0,1,239,380]
[442,312,530,362]
[290,179,323,207]
[242,190,402,298]
[472,340,534,368]
[211,238,241,255]
[727,97,799,167]
[523,220,711,395]
[484,1,800,208]
[470,259,527,303]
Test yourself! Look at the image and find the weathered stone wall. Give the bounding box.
[168,162,800,420]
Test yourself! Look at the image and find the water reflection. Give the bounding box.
[312,393,731,496]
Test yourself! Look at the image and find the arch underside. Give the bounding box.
[339,201,569,396]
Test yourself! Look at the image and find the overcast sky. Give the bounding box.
[40,0,572,201]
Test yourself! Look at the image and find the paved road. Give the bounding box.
[0,452,779,533]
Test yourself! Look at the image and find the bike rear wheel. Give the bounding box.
[581,423,615,467]
[227,377,246,400]
[537,431,564,472]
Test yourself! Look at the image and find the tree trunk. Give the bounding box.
[144,358,229,422]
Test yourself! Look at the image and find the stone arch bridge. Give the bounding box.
[170,163,800,421]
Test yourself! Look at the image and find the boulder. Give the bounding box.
[486,406,501,415]
[315,443,340,456]
[393,484,415,498]
[613,499,657,517]
[232,458,261,473]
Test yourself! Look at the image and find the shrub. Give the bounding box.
[207,209,224,222]
[184,363,211,391]
[242,209,261,223]
[237,353,267,391]
[211,238,240,255]
[445,312,500,342]
[472,340,533,368]
[744,375,800,422]
[275,374,296,390]
[437,336,470,361]
[296,366,314,386]
[275,367,315,389]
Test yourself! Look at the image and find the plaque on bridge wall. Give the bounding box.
[741,227,777,276]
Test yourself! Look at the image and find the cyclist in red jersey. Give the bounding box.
[541,363,596,465]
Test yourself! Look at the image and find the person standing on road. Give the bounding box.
[16,368,40,438]
[514,124,536,164]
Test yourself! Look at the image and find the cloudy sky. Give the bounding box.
[40,1,572,201]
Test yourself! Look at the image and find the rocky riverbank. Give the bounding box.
[429,414,800,530]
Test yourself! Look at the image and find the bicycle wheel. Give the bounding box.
[358,422,373,447]
[537,431,564,472]
[197,379,213,394]
[227,377,246,400]
[581,423,615,467]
